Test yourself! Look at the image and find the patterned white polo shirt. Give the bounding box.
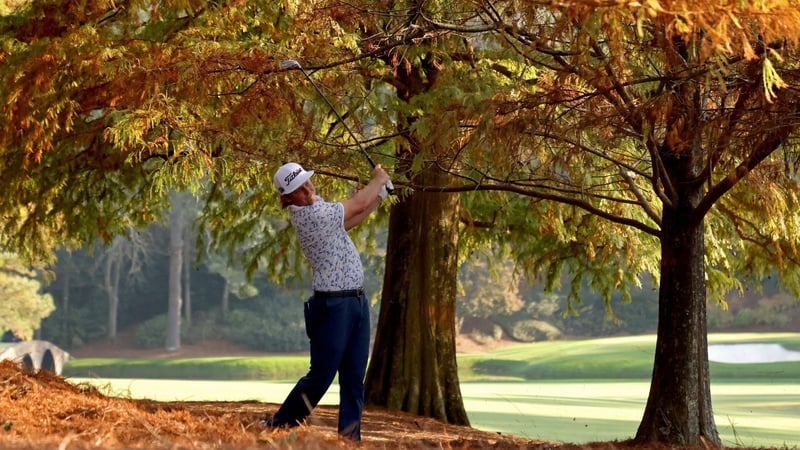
[288,196,363,291]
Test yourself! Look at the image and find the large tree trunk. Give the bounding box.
[365,166,469,425]
[636,214,719,446]
[636,148,720,446]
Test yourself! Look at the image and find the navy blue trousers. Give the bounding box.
[270,292,370,440]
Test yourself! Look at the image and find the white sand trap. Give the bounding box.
[707,343,800,364]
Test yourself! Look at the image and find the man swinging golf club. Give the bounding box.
[261,161,390,441]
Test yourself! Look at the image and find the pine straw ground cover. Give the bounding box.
[0,360,769,450]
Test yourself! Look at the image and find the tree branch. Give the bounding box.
[695,123,794,221]
[411,180,661,237]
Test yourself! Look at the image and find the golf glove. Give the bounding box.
[379,185,389,201]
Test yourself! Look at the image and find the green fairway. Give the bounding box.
[457,333,800,380]
[65,333,800,447]
[460,380,800,448]
[68,377,800,448]
[64,333,800,381]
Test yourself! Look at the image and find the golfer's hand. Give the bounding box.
[371,165,390,186]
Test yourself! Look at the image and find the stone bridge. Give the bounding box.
[0,340,71,375]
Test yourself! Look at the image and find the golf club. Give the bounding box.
[280,59,395,195]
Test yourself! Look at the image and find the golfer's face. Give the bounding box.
[287,179,315,206]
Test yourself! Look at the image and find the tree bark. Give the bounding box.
[636,143,720,446]
[60,269,70,344]
[636,206,719,446]
[221,280,230,316]
[166,204,184,352]
[104,250,122,340]
[183,229,192,326]
[365,165,469,425]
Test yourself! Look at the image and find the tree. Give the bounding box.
[98,229,153,340]
[102,239,124,340]
[0,0,623,431]
[183,226,193,326]
[409,1,800,446]
[0,0,313,346]
[0,253,55,339]
[6,1,800,446]
[457,256,525,332]
[329,8,467,422]
[165,192,189,352]
[205,253,259,316]
[367,165,468,424]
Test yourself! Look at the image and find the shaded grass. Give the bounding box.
[65,355,310,380]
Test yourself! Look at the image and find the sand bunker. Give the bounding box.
[707,343,800,364]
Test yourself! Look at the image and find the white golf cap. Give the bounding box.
[273,162,314,195]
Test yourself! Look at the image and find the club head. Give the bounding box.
[280,59,301,70]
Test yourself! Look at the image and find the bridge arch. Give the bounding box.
[41,349,56,373]
[0,340,70,375]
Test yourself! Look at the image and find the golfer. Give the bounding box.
[262,162,390,441]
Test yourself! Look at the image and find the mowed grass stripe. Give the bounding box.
[68,378,800,448]
[64,333,800,447]
[65,333,800,381]
[458,333,800,380]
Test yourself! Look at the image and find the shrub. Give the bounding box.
[706,302,734,331]
[750,294,796,327]
[733,308,754,328]
[184,311,226,341]
[751,307,791,327]
[135,314,190,349]
[221,309,307,352]
[468,324,504,344]
[507,319,562,342]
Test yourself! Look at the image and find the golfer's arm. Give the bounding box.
[342,182,383,230]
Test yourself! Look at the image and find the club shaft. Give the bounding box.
[283,60,394,194]
[296,68,377,168]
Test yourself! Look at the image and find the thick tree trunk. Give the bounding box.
[635,164,720,446]
[365,166,469,425]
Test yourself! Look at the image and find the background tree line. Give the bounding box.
[4,216,796,350]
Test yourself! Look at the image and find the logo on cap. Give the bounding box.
[284,167,303,188]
